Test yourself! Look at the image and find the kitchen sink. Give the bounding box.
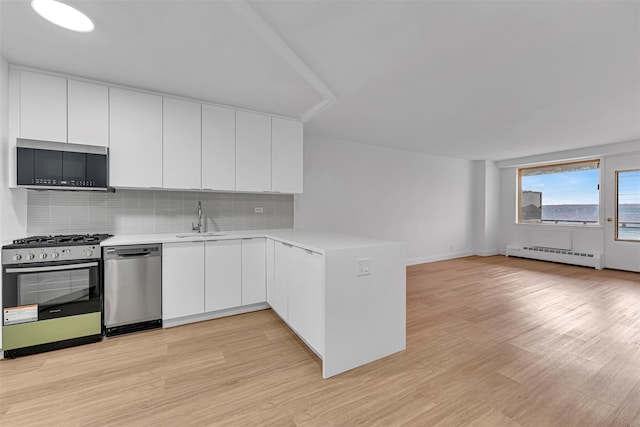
[175,232,226,238]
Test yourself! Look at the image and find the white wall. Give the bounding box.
[0,55,4,350]
[1,61,27,242]
[294,135,476,265]
[1,56,28,351]
[497,140,640,255]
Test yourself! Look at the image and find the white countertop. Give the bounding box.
[101,229,402,253]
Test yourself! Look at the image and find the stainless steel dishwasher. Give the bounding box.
[103,244,162,336]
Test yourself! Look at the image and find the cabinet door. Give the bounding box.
[202,105,235,191]
[162,242,205,320]
[241,238,266,305]
[295,249,324,354]
[272,118,303,193]
[163,97,201,190]
[20,71,67,142]
[272,241,290,320]
[205,240,241,312]
[67,80,109,147]
[236,111,271,192]
[109,88,163,188]
[266,239,275,306]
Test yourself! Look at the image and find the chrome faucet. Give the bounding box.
[192,201,203,233]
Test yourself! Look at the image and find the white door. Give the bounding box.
[67,80,109,147]
[162,242,205,320]
[241,238,266,305]
[287,247,324,355]
[604,153,640,272]
[272,241,290,320]
[266,239,275,306]
[236,111,271,192]
[205,240,241,312]
[20,71,67,142]
[202,105,236,191]
[109,87,163,188]
[162,97,201,190]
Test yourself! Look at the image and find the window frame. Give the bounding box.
[615,168,640,241]
[517,159,602,226]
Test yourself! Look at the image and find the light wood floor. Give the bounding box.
[2,256,640,426]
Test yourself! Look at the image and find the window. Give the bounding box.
[616,169,640,241]
[518,160,600,225]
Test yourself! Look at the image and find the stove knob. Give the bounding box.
[51,252,60,259]
[86,249,94,257]
[13,254,22,261]
[27,253,35,260]
[39,253,47,260]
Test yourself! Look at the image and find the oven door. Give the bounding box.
[3,260,101,324]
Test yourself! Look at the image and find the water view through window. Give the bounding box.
[519,160,600,225]
[617,170,640,241]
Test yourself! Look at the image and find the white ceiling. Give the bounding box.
[1,0,639,161]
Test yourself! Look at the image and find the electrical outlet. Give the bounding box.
[357,258,371,277]
[254,207,264,213]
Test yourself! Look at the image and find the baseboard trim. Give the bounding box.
[475,250,500,257]
[163,303,269,328]
[406,251,475,266]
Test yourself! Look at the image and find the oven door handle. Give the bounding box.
[5,262,99,274]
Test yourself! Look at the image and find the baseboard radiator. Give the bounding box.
[506,245,603,270]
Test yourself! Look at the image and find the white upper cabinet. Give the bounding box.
[109,88,163,188]
[163,97,201,190]
[241,238,266,306]
[67,80,109,147]
[236,111,271,192]
[20,71,67,143]
[202,105,236,191]
[271,118,303,193]
[205,240,242,312]
[11,70,304,192]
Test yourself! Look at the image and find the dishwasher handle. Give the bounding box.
[116,251,152,258]
[103,244,162,260]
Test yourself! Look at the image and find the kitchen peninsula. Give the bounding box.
[103,229,406,378]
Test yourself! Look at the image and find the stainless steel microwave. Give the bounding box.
[16,139,108,191]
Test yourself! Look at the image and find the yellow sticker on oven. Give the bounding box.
[3,304,38,326]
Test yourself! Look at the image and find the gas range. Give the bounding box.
[2,234,112,265]
[2,233,111,358]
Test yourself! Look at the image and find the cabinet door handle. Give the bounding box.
[305,249,313,255]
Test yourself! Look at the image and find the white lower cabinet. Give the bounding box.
[163,238,321,355]
[272,241,290,320]
[266,239,275,307]
[162,242,205,320]
[205,240,241,312]
[271,240,323,355]
[288,247,324,354]
[164,238,266,323]
[241,238,266,305]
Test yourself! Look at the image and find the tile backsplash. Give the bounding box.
[27,190,294,236]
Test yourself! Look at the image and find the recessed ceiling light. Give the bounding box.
[31,0,95,33]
